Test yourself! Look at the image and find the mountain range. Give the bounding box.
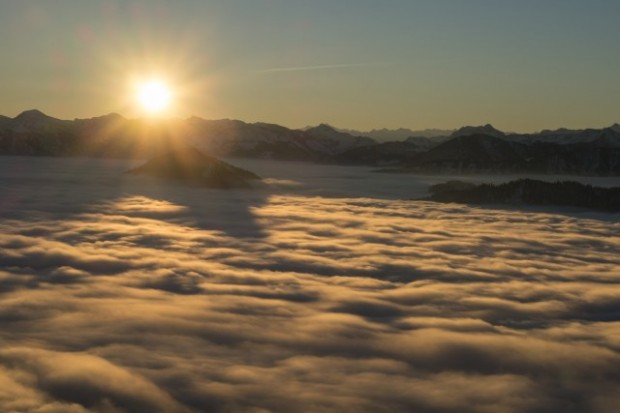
[128,146,261,189]
[333,126,454,141]
[385,133,620,175]
[1,109,619,175]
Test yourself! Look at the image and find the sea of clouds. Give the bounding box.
[0,156,618,413]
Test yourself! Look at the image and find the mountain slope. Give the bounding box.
[451,124,505,138]
[408,134,525,172]
[329,141,423,166]
[10,109,70,132]
[0,111,376,161]
[392,134,620,175]
[0,110,77,155]
[128,146,260,188]
[303,124,375,154]
[1,110,620,175]
[427,179,620,211]
[336,126,453,141]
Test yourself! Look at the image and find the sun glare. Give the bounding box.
[136,79,172,114]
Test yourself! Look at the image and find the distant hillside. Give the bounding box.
[413,134,523,170]
[302,124,376,153]
[426,179,620,211]
[0,110,374,161]
[335,126,453,142]
[128,146,260,189]
[382,133,620,175]
[1,110,620,175]
[451,124,505,139]
[329,141,424,166]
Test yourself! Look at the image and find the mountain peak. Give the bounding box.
[11,109,64,132]
[128,145,260,188]
[310,123,337,132]
[304,123,343,136]
[451,124,505,138]
[102,112,125,120]
[78,112,126,122]
[14,109,53,121]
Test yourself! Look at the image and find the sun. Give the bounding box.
[135,79,172,114]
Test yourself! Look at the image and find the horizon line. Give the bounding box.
[2,108,619,135]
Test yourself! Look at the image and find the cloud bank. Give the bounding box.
[0,157,618,412]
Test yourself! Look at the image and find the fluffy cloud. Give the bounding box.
[0,157,618,412]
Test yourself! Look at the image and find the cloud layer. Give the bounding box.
[0,157,619,412]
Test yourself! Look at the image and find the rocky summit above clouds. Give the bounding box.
[426,179,620,211]
[1,110,620,175]
[128,146,260,189]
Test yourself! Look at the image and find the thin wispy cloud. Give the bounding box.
[258,62,393,74]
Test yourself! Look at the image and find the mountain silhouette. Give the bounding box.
[128,146,260,189]
[451,124,505,138]
[1,109,620,175]
[427,179,620,211]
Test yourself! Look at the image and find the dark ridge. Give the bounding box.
[14,109,48,118]
[425,179,620,211]
[128,146,261,189]
[13,109,62,123]
[328,141,423,166]
[0,110,619,174]
[383,133,620,175]
[451,124,505,138]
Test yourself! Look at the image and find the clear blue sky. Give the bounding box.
[1,0,619,132]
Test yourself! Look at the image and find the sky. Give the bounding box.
[1,0,619,132]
